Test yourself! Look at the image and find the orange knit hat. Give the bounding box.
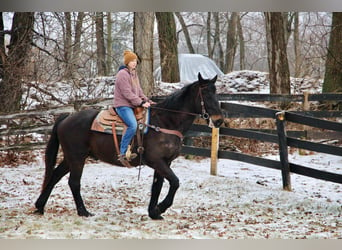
[123,50,138,65]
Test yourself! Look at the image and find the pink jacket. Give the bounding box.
[113,68,148,108]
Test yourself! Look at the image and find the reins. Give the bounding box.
[150,86,210,120]
[149,106,198,117]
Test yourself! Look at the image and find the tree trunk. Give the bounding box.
[265,13,272,75]
[0,12,4,79]
[64,12,72,79]
[213,12,224,70]
[237,14,246,70]
[106,12,112,75]
[175,12,195,54]
[206,12,213,58]
[73,12,84,78]
[293,12,301,78]
[133,12,154,96]
[283,12,293,45]
[225,12,238,73]
[155,12,179,83]
[63,12,84,80]
[95,12,107,76]
[0,12,34,113]
[323,12,342,94]
[265,12,291,96]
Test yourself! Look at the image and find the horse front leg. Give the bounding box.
[148,164,179,220]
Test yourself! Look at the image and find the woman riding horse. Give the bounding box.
[34,73,223,219]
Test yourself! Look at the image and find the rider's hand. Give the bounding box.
[142,102,151,108]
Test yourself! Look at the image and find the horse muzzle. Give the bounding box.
[210,115,224,128]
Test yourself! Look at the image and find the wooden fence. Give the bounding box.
[182,93,342,190]
[1,93,341,190]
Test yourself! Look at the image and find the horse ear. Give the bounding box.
[198,72,203,82]
[211,75,218,83]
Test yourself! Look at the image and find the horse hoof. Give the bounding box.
[78,211,94,217]
[148,206,164,220]
[148,211,164,220]
[33,209,44,215]
[151,215,164,220]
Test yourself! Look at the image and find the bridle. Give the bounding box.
[141,86,210,140]
[150,86,210,120]
[197,86,210,119]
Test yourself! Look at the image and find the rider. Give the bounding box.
[113,50,155,167]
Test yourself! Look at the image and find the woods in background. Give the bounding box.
[0,12,341,113]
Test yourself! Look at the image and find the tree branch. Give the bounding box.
[31,42,65,63]
[26,82,67,105]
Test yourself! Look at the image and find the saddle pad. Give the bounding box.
[91,107,150,135]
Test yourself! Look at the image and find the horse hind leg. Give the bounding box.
[68,161,94,217]
[34,160,70,214]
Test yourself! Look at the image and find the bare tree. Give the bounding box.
[95,12,107,76]
[133,12,154,96]
[64,12,72,79]
[323,12,342,104]
[264,12,291,95]
[225,12,238,73]
[213,12,224,69]
[155,12,179,83]
[73,12,85,76]
[293,12,301,78]
[0,12,35,112]
[206,12,213,58]
[0,13,4,79]
[283,12,294,45]
[106,12,112,75]
[237,13,246,70]
[175,12,195,54]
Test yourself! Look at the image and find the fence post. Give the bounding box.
[299,91,309,155]
[303,91,309,110]
[275,111,292,191]
[210,127,219,176]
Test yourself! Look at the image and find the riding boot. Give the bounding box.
[125,145,138,161]
[118,155,133,168]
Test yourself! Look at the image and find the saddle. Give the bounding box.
[91,107,147,134]
[91,107,149,160]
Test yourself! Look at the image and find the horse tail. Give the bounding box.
[42,113,69,190]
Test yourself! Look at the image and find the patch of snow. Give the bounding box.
[0,153,341,239]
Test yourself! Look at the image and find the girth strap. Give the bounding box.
[111,123,120,155]
[143,123,184,140]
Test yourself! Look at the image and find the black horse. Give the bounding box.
[34,73,223,220]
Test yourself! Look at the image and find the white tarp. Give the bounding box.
[154,54,224,83]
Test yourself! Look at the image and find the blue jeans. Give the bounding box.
[115,107,138,156]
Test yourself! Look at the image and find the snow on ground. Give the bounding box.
[0,152,341,239]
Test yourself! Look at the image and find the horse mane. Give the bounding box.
[156,82,196,110]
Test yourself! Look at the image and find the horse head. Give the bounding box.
[196,72,224,128]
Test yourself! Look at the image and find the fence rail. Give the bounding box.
[183,101,342,189]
